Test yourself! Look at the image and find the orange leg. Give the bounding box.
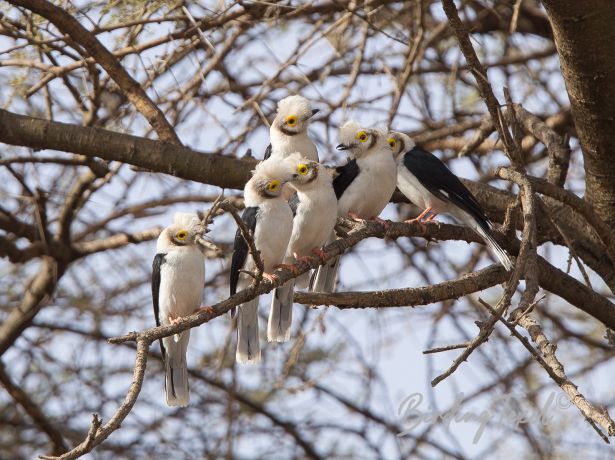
[312,247,328,263]
[404,206,432,224]
[197,305,215,315]
[262,272,280,283]
[274,263,300,275]
[293,252,316,265]
[347,211,365,222]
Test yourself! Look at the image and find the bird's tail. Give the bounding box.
[310,256,339,293]
[295,271,311,290]
[268,279,295,342]
[163,330,190,407]
[472,220,513,272]
[236,297,261,364]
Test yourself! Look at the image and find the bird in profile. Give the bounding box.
[263,94,320,162]
[230,157,298,363]
[388,131,513,271]
[151,213,205,407]
[311,121,398,293]
[268,153,338,342]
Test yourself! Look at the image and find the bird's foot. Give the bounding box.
[371,216,391,230]
[197,305,215,315]
[311,247,328,263]
[168,314,182,326]
[274,263,300,275]
[293,252,316,265]
[403,216,427,232]
[262,272,280,283]
[347,211,365,222]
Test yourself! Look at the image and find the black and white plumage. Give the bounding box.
[263,95,319,162]
[388,131,513,271]
[230,157,296,363]
[152,213,205,407]
[268,153,337,342]
[311,121,397,293]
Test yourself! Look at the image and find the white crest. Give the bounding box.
[338,120,363,146]
[253,156,295,182]
[276,95,313,119]
[388,131,416,156]
[173,212,201,231]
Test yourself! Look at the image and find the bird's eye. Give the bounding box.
[356,131,369,142]
[286,115,297,127]
[175,230,187,240]
[267,180,280,192]
[388,138,397,149]
[297,164,309,175]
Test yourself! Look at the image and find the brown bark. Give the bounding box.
[541,0,615,226]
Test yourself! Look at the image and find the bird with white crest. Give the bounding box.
[152,212,206,407]
[267,152,338,342]
[311,120,398,293]
[263,94,320,162]
[387,130,513,271]
[229,156,300,363]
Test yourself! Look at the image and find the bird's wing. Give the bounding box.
[152,253,167,358]
[403,147,490,229]
[263,143,273,160]
[230,206,259,296]
[288,192,300,216]
[333,158,360,199]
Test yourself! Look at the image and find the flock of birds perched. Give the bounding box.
[151,95,514,406]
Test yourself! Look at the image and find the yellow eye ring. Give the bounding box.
[286,115,297,127]
[388,138,397,149]
[297,164,309,175]
[175,230,187,240]
[356,131,368,142]
[267,180,280,192]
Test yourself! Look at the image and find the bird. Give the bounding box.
[268,153,338,342]
[311,121,398,293]
[387,131,513,271]
[151,213,205,407]
[263,94,320,162]
[230,157,297,363]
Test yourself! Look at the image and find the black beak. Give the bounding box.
[336,143,350,150]
[310,108,320,118]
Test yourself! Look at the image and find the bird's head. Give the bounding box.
[249,157,295,198]
[337,121,388,158]
[283,152,320,186]
[387,131,415,158]
[272,95,319,136]
[160,213,202,248]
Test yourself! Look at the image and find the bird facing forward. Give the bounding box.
[230,157,298,363]
[311,121,398,293]
[268,152,338,342]
[152,213,205,407]
[264,94,320,162]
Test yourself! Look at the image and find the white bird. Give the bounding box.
[388,131,513,271]
[311,121,398,293]
[263,95,320,162]
[268,153,338,342]
[152,213,205,407]
[230,158,297,363]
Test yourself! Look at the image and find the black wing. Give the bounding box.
[152,253,167,358]
[288,192,300,216]
[333,158,360,199]
[263,143,272,160]
[230,207,259,296]
[403,146,490,230]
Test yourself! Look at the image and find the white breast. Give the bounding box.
[158,247,205,323]
[338,150,397,219]
[397,156,447,213]
[270,130,319,162]
[252,200,294,272]
[288,185,338,257]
